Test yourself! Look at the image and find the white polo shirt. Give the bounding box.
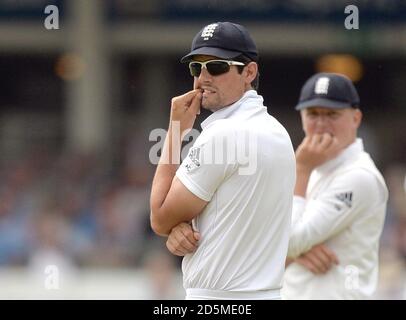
[176,90,296,300]
[282,138,388,299]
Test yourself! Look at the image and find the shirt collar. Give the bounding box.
[316,138,364,174]
[201,90,265,130]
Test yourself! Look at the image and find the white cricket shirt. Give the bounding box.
[176,90,296,300]
[282,138,388,299]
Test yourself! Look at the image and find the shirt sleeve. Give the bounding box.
[176,124,238,202]
[291,196,306,226]
[288,168,385,258]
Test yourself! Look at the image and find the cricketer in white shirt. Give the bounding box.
[177,90,296,300]
[282,138,388,299]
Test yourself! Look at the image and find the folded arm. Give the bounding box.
[150,90,208,236]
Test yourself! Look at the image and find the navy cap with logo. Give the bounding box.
[180,22,259,63]
[295,73,360,110]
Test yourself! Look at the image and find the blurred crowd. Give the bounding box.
[0,135,172,271]
[377,164,406,298]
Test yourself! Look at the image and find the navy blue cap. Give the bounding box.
[295,73,360,110]
[180,22,259,63]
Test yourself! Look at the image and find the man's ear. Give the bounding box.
[245,62,258,85]
[353,109,362,128]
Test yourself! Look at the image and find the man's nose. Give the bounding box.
[315,115,329,127]
[197,67,212,82]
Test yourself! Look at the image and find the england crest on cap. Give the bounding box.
[201,23,218,40]
[314,77,330,95]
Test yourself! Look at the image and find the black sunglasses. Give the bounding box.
[189,59,245,77]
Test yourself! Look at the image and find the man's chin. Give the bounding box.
[202,102,219,112]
